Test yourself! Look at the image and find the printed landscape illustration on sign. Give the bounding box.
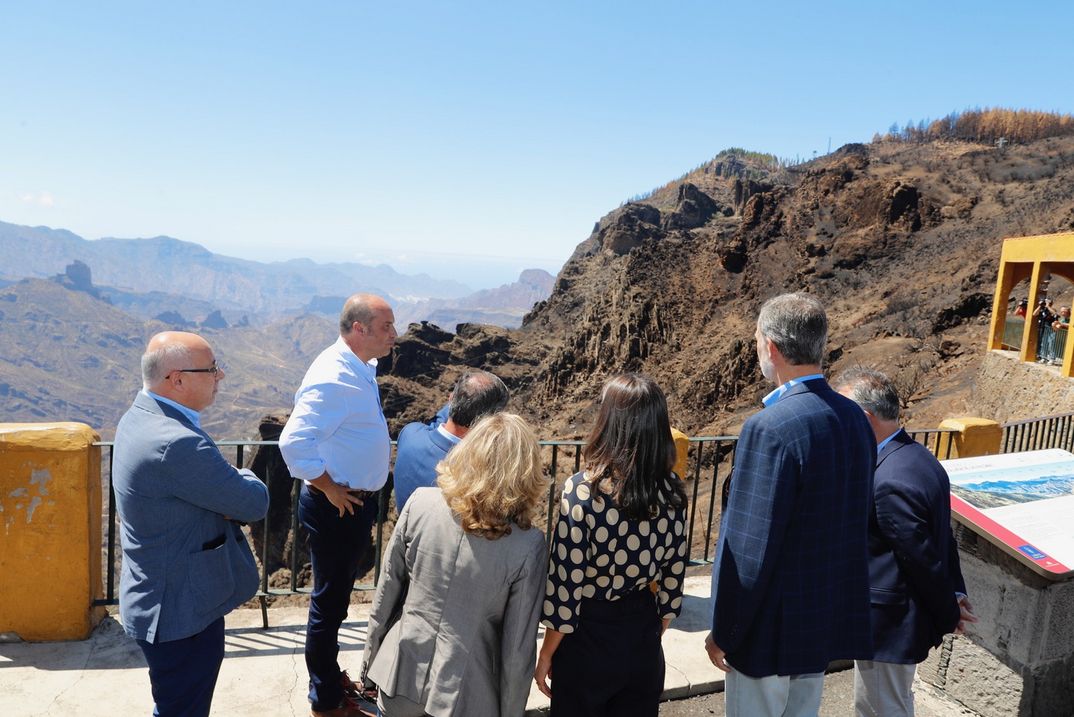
[944,449,1074,577]
[951,462,1074,509]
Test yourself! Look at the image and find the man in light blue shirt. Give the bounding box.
[393,369,509,511]
[280,294,396,717]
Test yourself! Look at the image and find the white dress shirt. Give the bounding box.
[279,336,390,490]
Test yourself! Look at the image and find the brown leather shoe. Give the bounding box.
[339,670,360,699]
[340,670,378,703]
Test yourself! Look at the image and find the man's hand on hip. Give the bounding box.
[309,473,365,517]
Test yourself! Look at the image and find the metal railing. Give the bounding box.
[905,428,956,460]
[1001,316,1025,350]
[1001,411,1074,454]
[94,427,959,624]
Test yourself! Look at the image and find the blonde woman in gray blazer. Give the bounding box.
[362,413,548,717]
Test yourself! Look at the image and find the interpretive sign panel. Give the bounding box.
[943,448,1074,580]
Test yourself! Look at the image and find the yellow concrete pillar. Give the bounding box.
[671,428,690,479]
[1061,321,1074,378]
[937,418,1003,459]
[989,260,1029,350]
[1021,262,1044,362]
[0,423,104,641]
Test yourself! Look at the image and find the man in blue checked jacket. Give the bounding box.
[706,293,875,717]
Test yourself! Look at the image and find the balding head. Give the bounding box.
[339,294,391,335]
[141,331,223,411]
[448,370,509,428]
[339,293,397,362]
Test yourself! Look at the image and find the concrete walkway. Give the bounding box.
[0,576,723,717]
[0,574,979,716]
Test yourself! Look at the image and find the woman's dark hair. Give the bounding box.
[583,373,688,520]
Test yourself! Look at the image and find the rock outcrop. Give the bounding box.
[378,139,1074,436]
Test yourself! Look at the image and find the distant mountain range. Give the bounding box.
[0,221,556,435]
[952,474,1074,508]
[314,268,556,330]
[0,277,336,438]
[0,221,472,314]
[0,220,554,330]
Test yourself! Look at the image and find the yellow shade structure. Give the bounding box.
[989,232,1074,377]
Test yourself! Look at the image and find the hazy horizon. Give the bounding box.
[4,2,1073,289]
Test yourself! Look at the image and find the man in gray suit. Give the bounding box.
[114,331,268,717]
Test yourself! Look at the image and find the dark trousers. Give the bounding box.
[136,617,225,717]
[299,483,378,711]
[550,588,666,717]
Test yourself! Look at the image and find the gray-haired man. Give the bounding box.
[706,293,875,716]
[833,366,976,717]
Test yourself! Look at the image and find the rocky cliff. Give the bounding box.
[380,138,1074,437]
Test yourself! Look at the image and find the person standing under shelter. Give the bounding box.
[1050,306,1070,365]
[1033,298,1055,362]
[392,368,509,511]
[706,293,875,717]
[833,367,976,717]
[113,331,269,717]
[280,293,397,717]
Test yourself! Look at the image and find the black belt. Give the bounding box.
[307,484,376,500]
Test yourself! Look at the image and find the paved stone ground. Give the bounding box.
[0,577,720,716]
[658,670,983,716]
[0,574,979,717]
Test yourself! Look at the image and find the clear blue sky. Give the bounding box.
[2,1,1072,288]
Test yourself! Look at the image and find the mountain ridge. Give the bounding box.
[5,128,1074,439]
[378,136,1074,437]
[0,221,472,314]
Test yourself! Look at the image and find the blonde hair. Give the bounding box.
[436,412,545,540]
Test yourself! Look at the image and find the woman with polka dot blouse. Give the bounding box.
[534,374,689,716]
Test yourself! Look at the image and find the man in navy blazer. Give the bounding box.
[706,293,876,716]
[834,367,976,717]
[392,369,509,511]
[114,331,269,717]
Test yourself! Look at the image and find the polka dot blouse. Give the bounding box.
[541,471,688,634]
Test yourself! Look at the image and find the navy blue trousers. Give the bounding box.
[136,617,225,717]
[299,483,378,711]
[550,588,665,717]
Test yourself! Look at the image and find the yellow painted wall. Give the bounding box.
[998,232,1074,263]
[0,423,104,641]
[938,417,1003,459]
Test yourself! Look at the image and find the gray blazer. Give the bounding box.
[113,391,269,643]
[362,487,546,717]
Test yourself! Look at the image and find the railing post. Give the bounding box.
[105,447,117,605]
[545,445,560,547]
[289,480,301,593]
[685,440,703,562]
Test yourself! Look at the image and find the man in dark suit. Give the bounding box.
[834,367,976,717]
[706,293,875,716]
[113,331,269,717]
[392,369,509,511]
